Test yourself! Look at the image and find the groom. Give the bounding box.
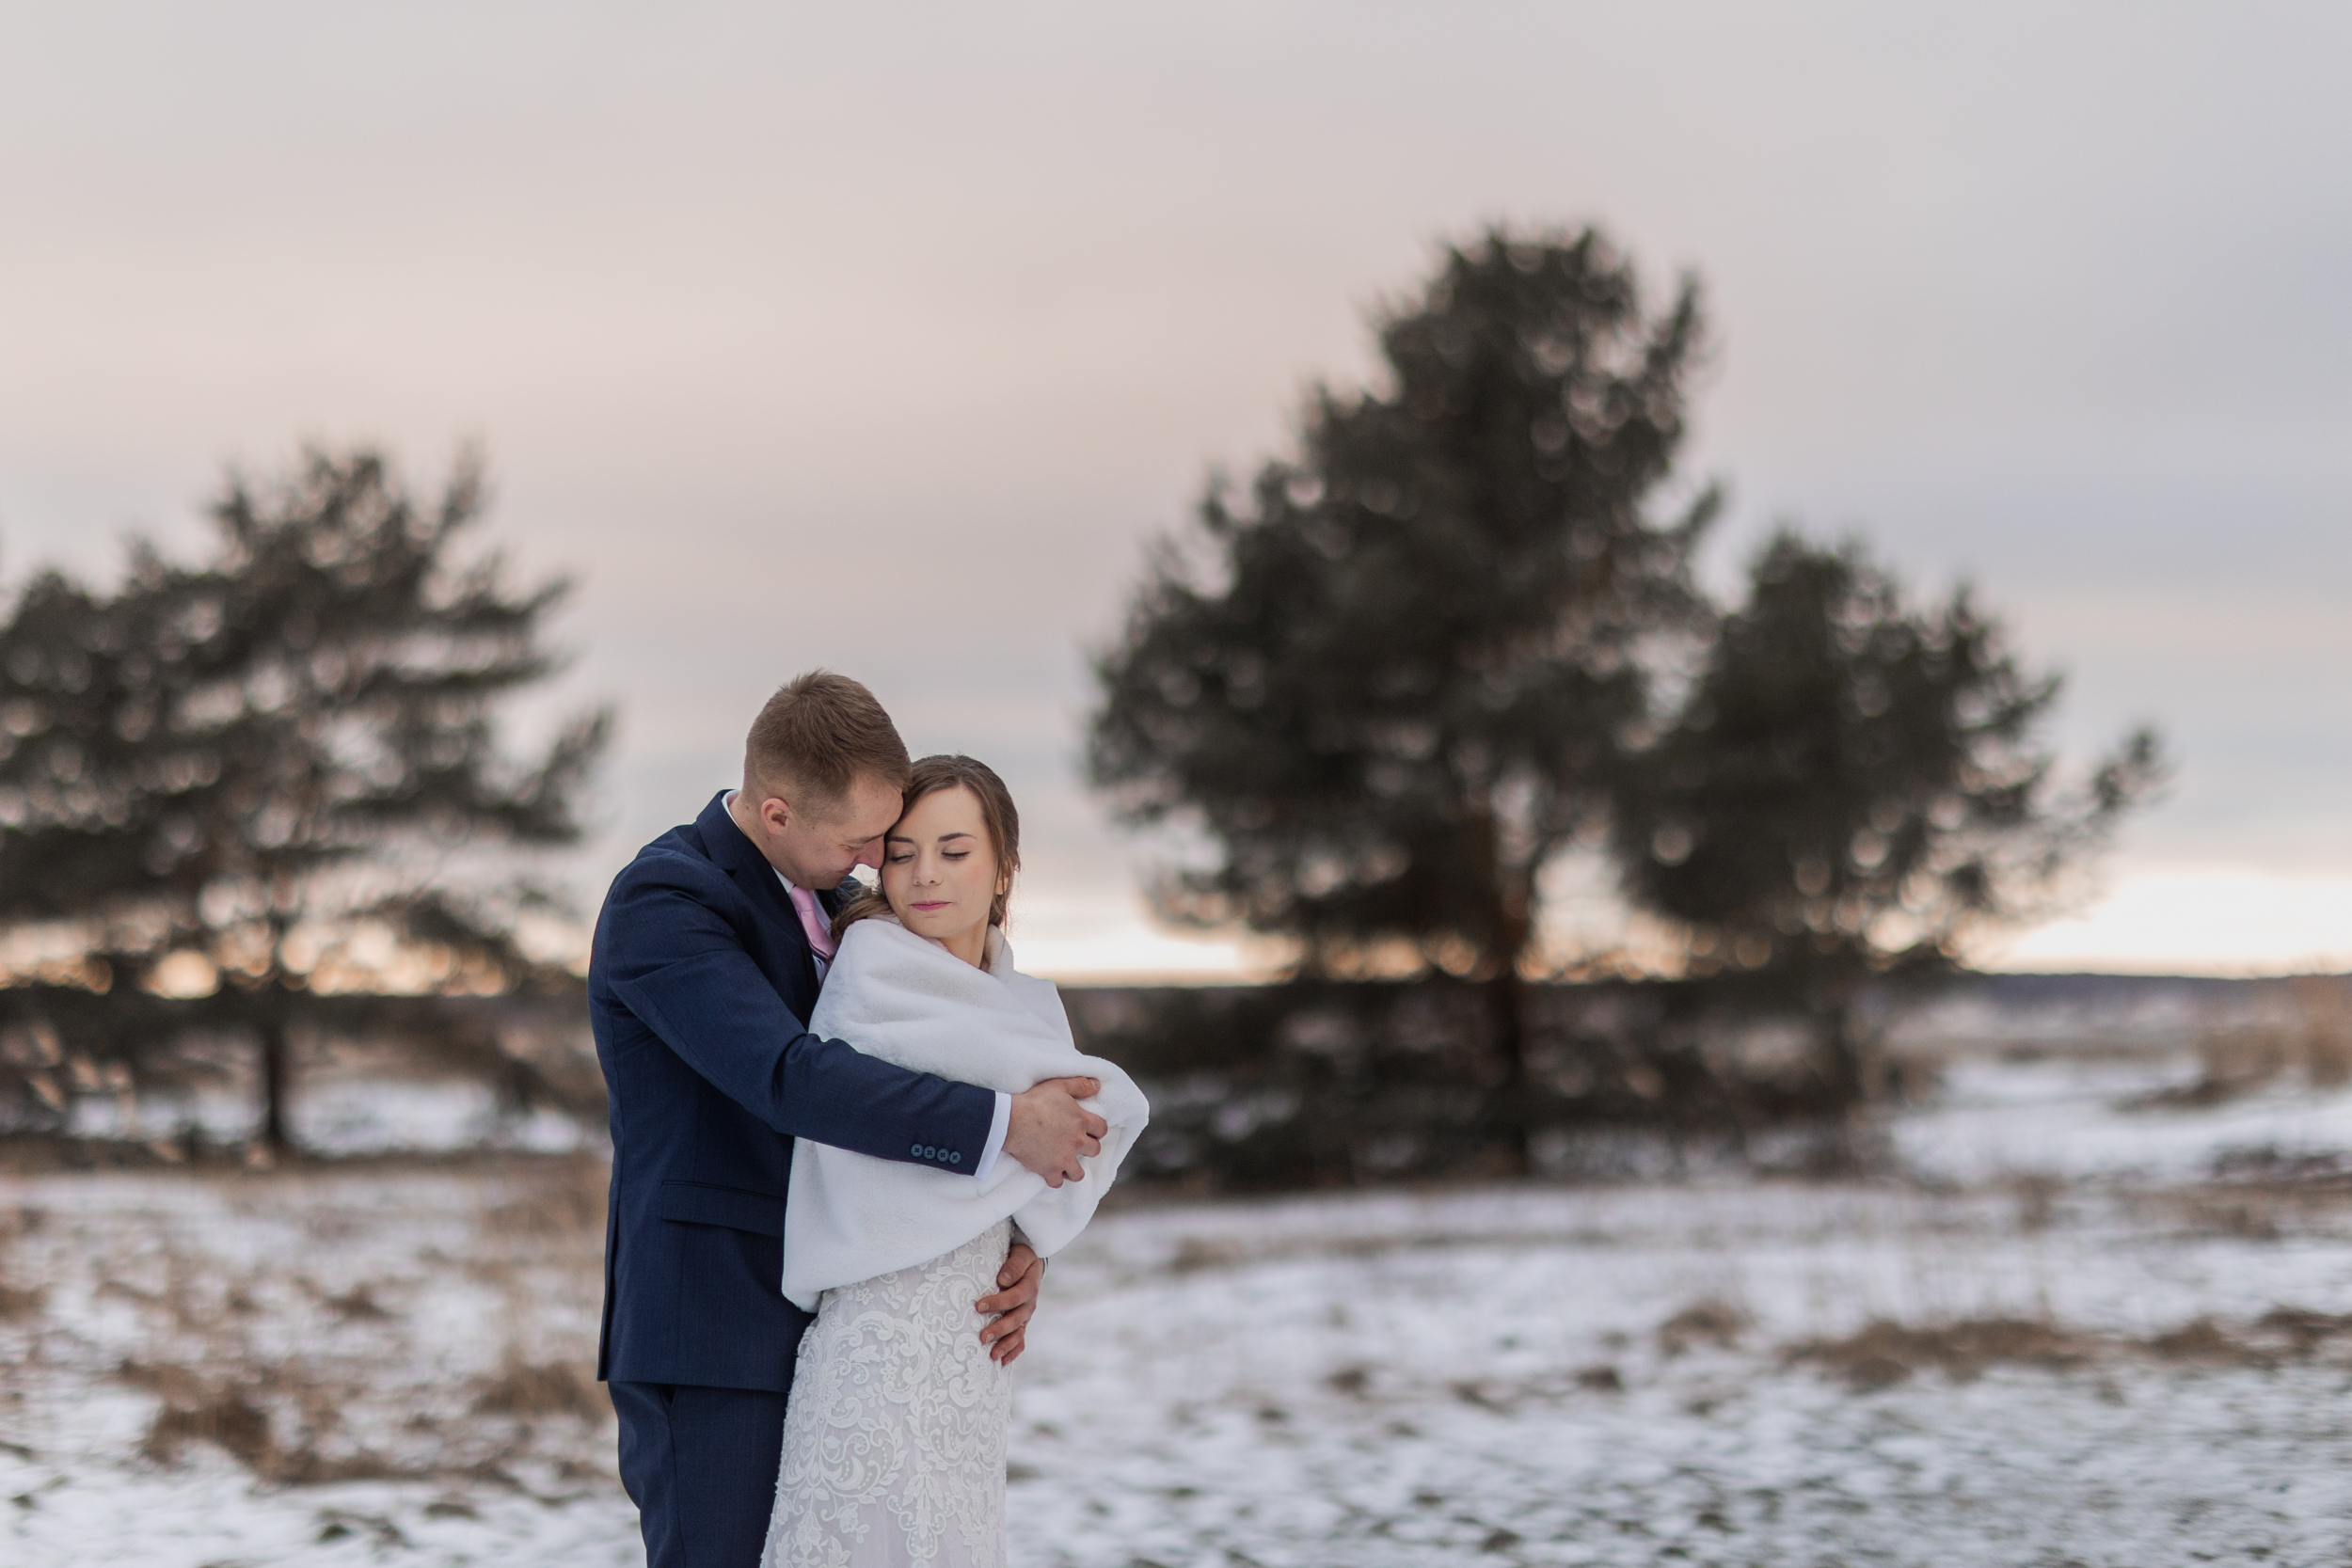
[590,670,1107,1567]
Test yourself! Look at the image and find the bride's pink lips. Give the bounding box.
[910,900,949,911]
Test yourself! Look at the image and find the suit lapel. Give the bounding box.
[694,790,821,997]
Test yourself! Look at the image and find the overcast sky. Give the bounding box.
[4,2,2346,976]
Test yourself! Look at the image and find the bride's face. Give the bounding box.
[882,784,1007,960]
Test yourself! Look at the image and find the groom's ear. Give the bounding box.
[753,792,795,835]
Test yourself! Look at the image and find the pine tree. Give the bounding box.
[1610,531,2164,1105]
[0,448,610,1155]
[1088,227,1716,1166]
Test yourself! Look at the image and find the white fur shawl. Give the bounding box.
[781,916,1149,1311]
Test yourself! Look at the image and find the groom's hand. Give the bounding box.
[1005,1077,1106,1188]
[977,1243,1043,1365]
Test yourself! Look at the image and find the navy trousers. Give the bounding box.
[610,1381,789,1568]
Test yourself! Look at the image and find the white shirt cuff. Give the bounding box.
[970,1090,1013,1180]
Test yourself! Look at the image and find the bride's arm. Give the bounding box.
[976,1241,1044,1365]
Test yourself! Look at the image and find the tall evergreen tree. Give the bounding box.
[1088,227,1717,1164]
[0,448,610,1154]
[1610,531,2164,1104]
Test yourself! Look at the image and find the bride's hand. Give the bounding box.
[1005,1077,1107,1187]
[977,1243,1043,1365]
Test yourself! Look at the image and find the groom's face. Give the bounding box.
[760,770,905,890]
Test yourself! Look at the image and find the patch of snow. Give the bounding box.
[1895,1053,2352,1183]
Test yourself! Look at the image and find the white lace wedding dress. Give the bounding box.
[763,1219,1013,1567]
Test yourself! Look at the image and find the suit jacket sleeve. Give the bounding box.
[600,861,995,1166]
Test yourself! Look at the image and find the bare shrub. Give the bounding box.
[319,1283,394,1321]
[2256,1306,2352,1354]
[1788,1317,2087,1389]
[2139,1023,2295,1108]
[481,1153,609,1240]
[2143,977,2352,1108]
[1169,1236,1247,1274]
[2144,1317,2235,1362]
[271,1446,418,1486]
[1788,1306,2344,1394]
[143,1390,272,1467]
[2296,976,2352,1088]
[470,1358,599,1420]
[0,1276,42,1319]
[2012,1172,2061,1233]
[2180,1194,2283,1241]
[116,1358,215,1405]
[1658,1299,1747,1356]
[312,1509,411,1547]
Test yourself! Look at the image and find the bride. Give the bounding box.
[762,754,1149,1568]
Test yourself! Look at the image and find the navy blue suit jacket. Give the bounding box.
[590,790,998,1392]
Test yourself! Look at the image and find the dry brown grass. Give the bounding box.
[1656,1298,1747,1356]
[2137,976,2352,1107]
[0,1201,44,1320]
[2123,1169,2352,1243]
[2258,1305,2352,1352]
[316,1282,396,1321]
[470,1358,601,1420]
[1788,1304,2352,1391]
[5,1156,618,1494]
[2144,1317,2235,1361]
[141,1388,274,1467]
[2010,1172,2062,1232]
[480,1153,609,1241]
[1788,1317,2087,1389]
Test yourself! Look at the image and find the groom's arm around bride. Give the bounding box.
[589,671,1104,1568]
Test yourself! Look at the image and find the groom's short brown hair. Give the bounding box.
[744,670,911,816]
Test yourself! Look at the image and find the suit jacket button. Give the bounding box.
[911,1144,923,1157]
[949,1151,961,1164]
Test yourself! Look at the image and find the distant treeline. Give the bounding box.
[7,969,2343,1183]
[1065,970,2352,1194]
[1066,976,1852,1192]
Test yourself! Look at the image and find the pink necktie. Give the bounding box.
[787,882,836,961]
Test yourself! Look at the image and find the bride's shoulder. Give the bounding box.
[832,912,915,961]
[836,910,905,940]
[832,916,994,990]
[986,931,1070,1019]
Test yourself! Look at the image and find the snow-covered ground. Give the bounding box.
[5,1053,2351,1567]
[1010,1180,2352,1567]
[1895,1052,2352,1185]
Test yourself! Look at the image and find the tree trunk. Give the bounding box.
[1488,967,1534,1177]
[1467,805,1537,1176]
[258,1019,294,1159]
[1815,998,1867,1116]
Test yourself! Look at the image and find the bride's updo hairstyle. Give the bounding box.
[830,753,1022,943]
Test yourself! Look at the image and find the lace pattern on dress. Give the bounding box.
[764,1219,1012,1568]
